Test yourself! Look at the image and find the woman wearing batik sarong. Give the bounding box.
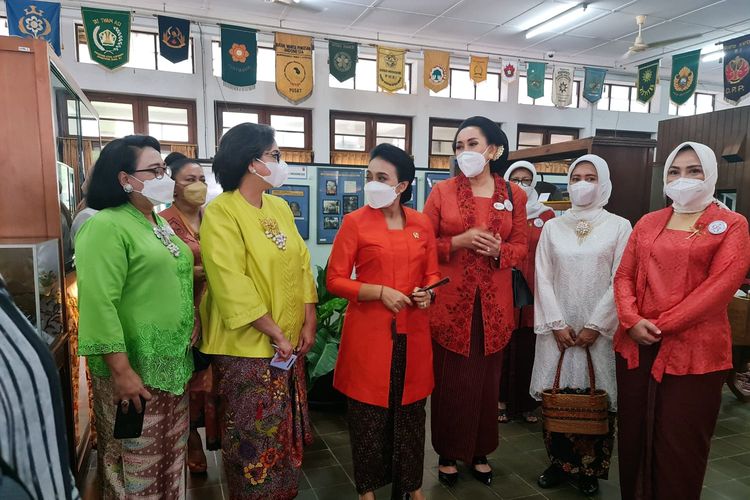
[199,123,318,500]
[328,144,440,500]
[77,135,196,499]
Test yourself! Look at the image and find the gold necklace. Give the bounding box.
[260,218,287,250]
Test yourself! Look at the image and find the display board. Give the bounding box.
[424,171,451,204]
[403,178,419,210]
[269,185,310,240]
[317,167,365,244]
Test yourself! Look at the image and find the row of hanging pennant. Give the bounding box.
[5,1,750,106]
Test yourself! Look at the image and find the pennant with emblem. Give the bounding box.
[81,7,131,70]
[329,39,357,82]
[423,50,450,92]
[552,65,574,108]
[6,0,61,55]
[670,50,701,106]
[582,67,607,103]
[275,32,314,103]
[220,24,257,89]
[377,46,406,93]
[722,34,750,105]
[157,15,190,64]
[526,61,546,99]
[502,58,519,82]
[636,59,660,104]
[470,55,488,84]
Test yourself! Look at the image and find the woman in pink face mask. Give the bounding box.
[614,142,750,500]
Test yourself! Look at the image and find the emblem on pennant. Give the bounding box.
[7,1,62,55]
[81,7,131,70]
[723,34,750,105]
[670,50,700,106]
[329,39,358,82]
[378,46,406,93]
[275,33,314,103]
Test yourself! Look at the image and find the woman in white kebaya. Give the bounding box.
[530,154,631,496]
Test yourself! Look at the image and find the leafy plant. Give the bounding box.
[305,264,348,389]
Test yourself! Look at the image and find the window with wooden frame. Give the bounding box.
[429,118,460,169]
[668,92,715,117]
[517,124,579,150]
[596,129,653,139]
[330,112,412,165]
[328,57,413,95]
[215,102,313,163]
[429,69,504,102]
[75,25,194,74]
[596,83,650,113]
[72,92,198,155]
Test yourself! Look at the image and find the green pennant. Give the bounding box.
[329,40,358,83]
[670,49,701,106]
[637,59,660,104]
[526,61,547,99]
[220,25,257,89]
[81,7,131,70]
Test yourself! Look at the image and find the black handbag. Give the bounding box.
[505,181,534,308]
[192,347,211,372]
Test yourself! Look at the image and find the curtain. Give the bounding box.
[281,149,313,163]
[331,151,369,166]
[428,155,451,170]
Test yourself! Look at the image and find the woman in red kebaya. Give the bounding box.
[423,116,528,486]
[614,142,750,500]
[498,161,555,424]
[327,143,440,500]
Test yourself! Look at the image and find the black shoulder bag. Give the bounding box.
[505,181,534,308]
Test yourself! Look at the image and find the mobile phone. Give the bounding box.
[113,396,147,439]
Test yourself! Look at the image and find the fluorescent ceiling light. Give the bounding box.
[526,3,586,39]
[517,2,576,31]
[702,51,724,62]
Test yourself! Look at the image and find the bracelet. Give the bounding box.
[379,285,384,300]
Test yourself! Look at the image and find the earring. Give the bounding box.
[493,146,504,161]
[123,183,133,194]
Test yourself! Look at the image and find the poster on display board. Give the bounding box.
[424,172,451,204]
[269,185,310,240]
[317,167,365,244]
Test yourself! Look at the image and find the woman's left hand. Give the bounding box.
[473,232,501,258]
[412,287,432,310]
[296,323,316,356]
[575,328,600,347]
[191,313,202,347]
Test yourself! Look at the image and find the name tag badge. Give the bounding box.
[493,202,505,211]
[504,199,514,211]
[533,218,544,228]
[270,353,298,371]
[708,220,728,235]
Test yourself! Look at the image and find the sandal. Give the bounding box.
[523,412,539,424]
[187,431,208,474]
[498,409,510,423]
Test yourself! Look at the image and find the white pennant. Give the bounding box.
[552,65,575,108]
[501,58,519,82]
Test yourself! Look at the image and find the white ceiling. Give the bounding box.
[69,0,750,82]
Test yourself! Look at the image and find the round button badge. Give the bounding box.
[504,199,513,211]
[533,218,544,228]
[493,202,505,211]
[708,220,728,235]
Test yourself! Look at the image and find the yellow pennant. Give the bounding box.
[423,50,450,92]
[470,56,489,84]
[275,32,314,103]
[377,46,406,93]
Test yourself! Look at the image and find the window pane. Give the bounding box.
[222,111,259,128]
[569,81,580,108]
[518,131,544,147]
[148,106,188,125]
[149,123,189,142]
[450,69,474,100]
[476,73,500,102]
[609,85,630,112]
[696,93,714,114]
[271,114,305,132]
[257,48,275,82]
[431,140,454,155]
[630,97,649,114]
[276,131,306,148]
[335,135,366,150]
[518,77,534,105]
[678,98,696,116]
[92,101,134,120]
[356,59,377,91]
[376,122,406,138]
[597,85,610,110]
[329,73,355,89]
[125,32,156,70]
[99,119,134,137]
[394,63,411,95]
[376,137,406,149]
[335,119,366,135]
[157,39,193,74]
[1,18,8,36]
[429,84,450,98]
[212,41,221,77]
[81,118,99,137]
[668,102,678,116]
[432,126,457,141]
[550,133,575,144]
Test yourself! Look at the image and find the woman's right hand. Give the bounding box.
[627,319,662,345]
[111,368,152,413]
[271,334,294,360]
[380,286,413,314]
[553,327,576,351]
[452,228,489,250]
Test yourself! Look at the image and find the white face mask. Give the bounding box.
[254,159,289,188]
[364,181,399,209]
[130,175,175,205]
[456,147,489,178]
[568,181,597,207]
[520,184,535,198]
[664,177,707,213]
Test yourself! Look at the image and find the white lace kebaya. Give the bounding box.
[529,155,632,408]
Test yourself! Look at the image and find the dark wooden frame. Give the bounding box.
[429,118,462,156]
[517,124,580,149]
[214,101,313,151]
[330,111,413,155]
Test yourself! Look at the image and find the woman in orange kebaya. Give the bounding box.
[327,143,440,500]
[614,142,750,500]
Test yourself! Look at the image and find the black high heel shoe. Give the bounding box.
[471,456,493,486]
[438,457,458,487]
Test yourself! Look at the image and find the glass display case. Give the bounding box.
[0,238,64,345]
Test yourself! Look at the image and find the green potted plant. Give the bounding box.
[305,264,348,406]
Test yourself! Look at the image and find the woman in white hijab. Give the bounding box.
[498,162,555,424]
[614,142,750,500]
[530,154,632,496]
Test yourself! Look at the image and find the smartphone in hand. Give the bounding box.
[113,396,147,439]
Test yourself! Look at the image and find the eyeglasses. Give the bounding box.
[134,166,170,180]
[510,179,533,187]
[263,151,282,163]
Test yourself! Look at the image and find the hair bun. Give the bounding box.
[164,151,188,166]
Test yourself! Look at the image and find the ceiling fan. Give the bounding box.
[622,15,702,59]
[265,0,324,13]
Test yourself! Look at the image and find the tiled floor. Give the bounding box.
[82,389,750,499]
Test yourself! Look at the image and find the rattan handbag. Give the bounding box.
[541,347,609,435]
